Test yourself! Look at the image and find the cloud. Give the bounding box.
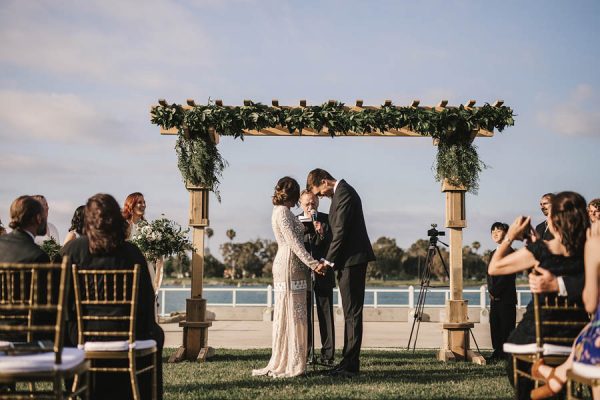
[0,0,214,91]
[0,89,125,143]
[537,84,600,137]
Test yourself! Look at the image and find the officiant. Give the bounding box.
[298,190,335,365]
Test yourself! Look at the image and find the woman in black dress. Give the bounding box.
[61,193,164,400]
[488,191,590,399]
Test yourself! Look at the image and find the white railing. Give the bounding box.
[158,285,532,316]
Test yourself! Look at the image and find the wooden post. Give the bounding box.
[438,180,485,364]
[168,184,213,363]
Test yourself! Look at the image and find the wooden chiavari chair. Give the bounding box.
[0,256,90,399]
[504,293,589,399]
[71,264,157,400]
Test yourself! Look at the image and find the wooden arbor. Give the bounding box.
[154,98,507,364]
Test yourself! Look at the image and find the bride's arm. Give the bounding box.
[278,207,318,271]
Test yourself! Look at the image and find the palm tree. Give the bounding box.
[471,241,481,254]
[205,227,214,254]
[226,229,236,242]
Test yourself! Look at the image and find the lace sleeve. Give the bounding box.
[278,207,318,270]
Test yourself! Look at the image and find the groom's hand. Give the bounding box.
[315,262,327,276]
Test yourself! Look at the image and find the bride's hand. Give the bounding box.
[507,216,532,241]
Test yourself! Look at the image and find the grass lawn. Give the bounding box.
[163,349,515,399]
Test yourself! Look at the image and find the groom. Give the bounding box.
[307,168,375,377]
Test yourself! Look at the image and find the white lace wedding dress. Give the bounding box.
[252,205,318,378]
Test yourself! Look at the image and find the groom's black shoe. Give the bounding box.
[328,368,358,378]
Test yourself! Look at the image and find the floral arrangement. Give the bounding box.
[40,238,61,261]
[131,216,193,262]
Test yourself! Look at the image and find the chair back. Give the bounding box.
[71,264,141,345]
[533,292,589,350]
[0,256,70,364]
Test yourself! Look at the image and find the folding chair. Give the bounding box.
[0,257,89,399]
[72,264,157,400]
[504,293,589,399]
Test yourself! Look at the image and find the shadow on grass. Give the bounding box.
[165,350,512,399]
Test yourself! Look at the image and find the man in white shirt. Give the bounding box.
[32,195,60,245]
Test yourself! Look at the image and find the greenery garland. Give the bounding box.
[151,101,514,195]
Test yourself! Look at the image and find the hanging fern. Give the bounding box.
[151,101,515,196]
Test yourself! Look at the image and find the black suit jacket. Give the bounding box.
[0,229,50,263]
[297,211,335,289]
[535,220,554,241]
[486,249,517,304]
[326,180,375,269]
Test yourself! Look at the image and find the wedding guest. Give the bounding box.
[0,196,50,343]
[589,198,600,223]
[63,205,85,245]
[486,222,516,361]
[122,192,146,239]
[32,194,60,245]
[0,218,6,236]
[298,190,335,365]
[535,193,555,241]
[0,196,49,264]
[61,193,163,399]
[489,191,589,399]
[529,221,600,399]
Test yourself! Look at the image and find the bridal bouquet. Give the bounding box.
[131,216,193,262]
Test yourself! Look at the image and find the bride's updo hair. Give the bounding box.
[272,177,300,206]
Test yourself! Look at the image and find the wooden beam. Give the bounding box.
[437,100,448,108]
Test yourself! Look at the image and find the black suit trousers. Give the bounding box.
[490,301,516,357]
[306,285,335,360]
[337,263,367,372]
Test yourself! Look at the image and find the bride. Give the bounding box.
[253,177,326,378]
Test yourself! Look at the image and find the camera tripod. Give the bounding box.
[406,232,449,351]
[406,231,481,354]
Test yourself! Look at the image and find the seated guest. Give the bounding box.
[529,221,600,399]
[486,222,516,361]
[589,198,600,223]
[63,205,85,245]
[489,191,590,400]
[535,193,555,241]
[122,192,146,239]
[61,193,164,400]
[0,196,50,343]
[0,196,49,263]
[32,194,60,245]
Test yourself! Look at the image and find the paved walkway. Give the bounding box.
[161,321,493,350]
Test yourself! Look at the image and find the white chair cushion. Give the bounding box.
[0,347,85,373]
[573,361,600,379]
[0,341,10,349]
[542,343,572,356]
[503,342,539,354]
[503,342,572,355]
[82,339,157,352]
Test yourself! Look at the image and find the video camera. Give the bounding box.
[427,224,445,238]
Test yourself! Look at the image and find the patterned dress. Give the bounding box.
[572,297,600,376]
[252,205,318,378]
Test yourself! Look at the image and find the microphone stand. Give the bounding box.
[305,214,329,370]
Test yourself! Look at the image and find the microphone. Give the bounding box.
[310,209,317,222]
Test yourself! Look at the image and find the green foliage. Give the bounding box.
[39,238,61,261]
[164,253,191,278]
[368,237,405,279]
[151,101,515,196]
[220,239,277,279]
[203,253,226,278]
[131,217,193,262]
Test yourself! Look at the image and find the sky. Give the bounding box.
[1,0,599,258]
